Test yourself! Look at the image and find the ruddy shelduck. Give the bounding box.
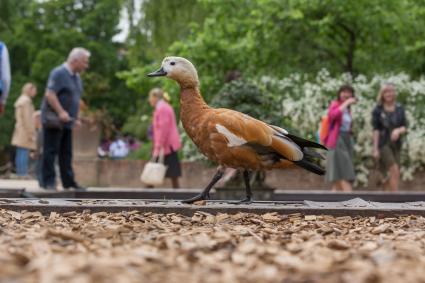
[148,57,326,204]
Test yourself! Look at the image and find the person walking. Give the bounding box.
[324,85,357,192]
[40,47,90,190]
[148,88,182,188]
[11,83,37,177]
[372,83,407,191]
[0,40,11,115]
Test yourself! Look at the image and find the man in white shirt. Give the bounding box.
[0,41,11,114]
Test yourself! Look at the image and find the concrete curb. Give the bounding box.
[1,198,425,217]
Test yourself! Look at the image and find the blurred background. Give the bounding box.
[1,0,424,187]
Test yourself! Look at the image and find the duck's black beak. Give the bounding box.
[147,67,167,77]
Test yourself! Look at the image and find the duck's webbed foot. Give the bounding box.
[182,192,210,204]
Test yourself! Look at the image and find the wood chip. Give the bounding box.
[371,224,390,234]
[0,209,424,282]
[305,215,317,221]
[193,200,206,206]
[327,239,350,250]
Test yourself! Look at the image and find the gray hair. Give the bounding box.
[67,47,91,62]
[148,88,164,99]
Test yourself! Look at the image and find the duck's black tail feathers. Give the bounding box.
[286,133,327,175]
[286,133,327,150]
[303,147,325,160]
[272,129,327,175]
[294,159,325,175]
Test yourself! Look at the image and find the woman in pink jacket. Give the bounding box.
[324,85,357,191]
[148,88,182,188]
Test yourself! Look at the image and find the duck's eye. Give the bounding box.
[170,62,176,66]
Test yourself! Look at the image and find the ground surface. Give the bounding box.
[1,210,425,283]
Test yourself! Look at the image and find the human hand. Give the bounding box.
[372,148,380,160]
[152,149,162,161]
[346,97,357,105]
[59,111,71,122]
[29,151,37,160]
[391,128,400,142]
[74,119,82,128]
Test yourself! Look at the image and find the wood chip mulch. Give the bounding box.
[1,209,425,283]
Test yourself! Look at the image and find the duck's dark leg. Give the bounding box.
[231,170,253,204]
[182,167,224,204]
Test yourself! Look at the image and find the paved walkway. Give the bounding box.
[0,178,190,192]
[0,179,42,192]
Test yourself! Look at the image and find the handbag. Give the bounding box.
[43,87,74,129]
[140,149,168,186]
[44,106,64,129]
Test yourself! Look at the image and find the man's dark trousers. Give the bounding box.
[42,127,76,188]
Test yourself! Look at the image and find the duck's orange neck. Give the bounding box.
[180,87,208,107]
[179,86,210,136]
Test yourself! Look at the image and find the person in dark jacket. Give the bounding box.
[372,83,407,191]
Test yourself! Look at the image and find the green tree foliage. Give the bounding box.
[211,79,282,125]
[124,0,205,66]
[117,0,208,141]
[168,0,425,100]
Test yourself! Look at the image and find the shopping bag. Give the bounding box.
[140,150,168,186]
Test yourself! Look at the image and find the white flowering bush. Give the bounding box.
[258,70,425,186]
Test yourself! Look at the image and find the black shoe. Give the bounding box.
[64,184,86,191]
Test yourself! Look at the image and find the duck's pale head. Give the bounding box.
[147,56,199,88]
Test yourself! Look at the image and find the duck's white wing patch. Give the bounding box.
[216,124,247,147]
[278,136,303,161]
[270,124,288,135]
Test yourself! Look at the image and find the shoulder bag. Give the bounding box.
[44,104,64,129]
[140,149,168,186]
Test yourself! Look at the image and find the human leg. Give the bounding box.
[379,145,399,192]
[171,177,180,188]
[340,180,352,192]
[15,147,29,176]
[388,164,400,192]
[58,128,77,188]
[36,157,44,187]
[331,181,341,191]
[42,128,61,188]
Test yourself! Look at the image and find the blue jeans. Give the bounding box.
[15,147,29,176]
